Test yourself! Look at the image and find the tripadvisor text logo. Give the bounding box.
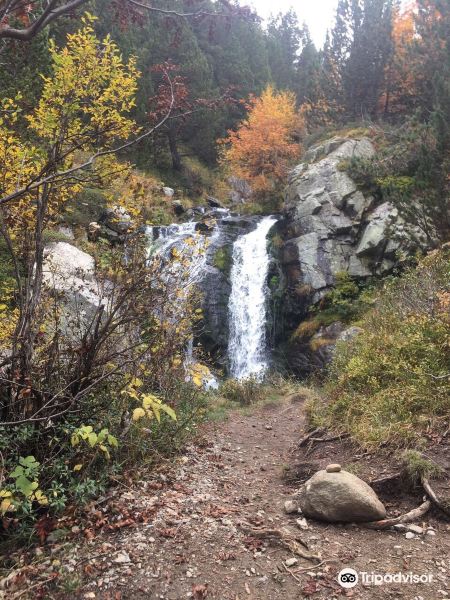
[338,568,359,588]
[337,568,434,588]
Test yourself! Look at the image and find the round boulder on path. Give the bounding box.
[299,468,386,523]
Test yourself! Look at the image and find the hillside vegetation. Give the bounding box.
[309,248,450,448]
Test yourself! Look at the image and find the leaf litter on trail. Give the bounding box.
[192,583,208,598]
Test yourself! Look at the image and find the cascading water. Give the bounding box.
[146,218,220,389]
[227,216,277,380]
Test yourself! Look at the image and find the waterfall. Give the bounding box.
[146,219,220,389]
[228,216,277,380]
[147,221,217,287]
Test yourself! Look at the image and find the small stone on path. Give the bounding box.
[407,525,424,535]
[296,517,309,530]
[284,500,298,514]
[285,558,298,567]
[113,552,131,564]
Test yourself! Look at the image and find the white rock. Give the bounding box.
[163,187,175,197]
[113,551,131,564]
[296,517,309,530]
[407,525,424,535]
[426,530,436,537]
[284,500,298,514]
[405,531,416,539]
[285,558,298,567]
[43,242,106,324]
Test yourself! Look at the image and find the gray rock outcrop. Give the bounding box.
[277,136,426,375]
[299,468,386,523]
[282,137,411,304]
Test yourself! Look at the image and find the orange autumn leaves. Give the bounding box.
[220,85,303,195]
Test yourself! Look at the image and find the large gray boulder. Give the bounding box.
[299,468,386,523]
[43,242,106,325]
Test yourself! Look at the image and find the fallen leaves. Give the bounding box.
[192,583,208,599]
[242,536,264,551]
[158,526,178,538]
[302,578,319,596]
[216,550,236,561]
[205,504,231,518]
[34,516,56,545]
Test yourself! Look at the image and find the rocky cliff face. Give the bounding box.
[278,136,423,374]
[281,137,418,322]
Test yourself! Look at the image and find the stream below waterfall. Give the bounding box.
[147,209,277,381]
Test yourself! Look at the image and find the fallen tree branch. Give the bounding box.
[359,499,431,530]
[298,428,325,447]
[422,477,450,518]
[370,472,402,487]
[283,562,302,583]
[239,522,321,563]
[309,433,350,444]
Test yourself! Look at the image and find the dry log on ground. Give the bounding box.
[359,500,431,530]
[422,477,450,518]
[298,428,325,447]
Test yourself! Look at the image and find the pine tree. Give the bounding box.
[344,0,394,118]
[295,26,322,106]
[267,10,302,90]
[380,3,417,117]
[324,0,395,119]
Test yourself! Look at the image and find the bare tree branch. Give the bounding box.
[0,0,87,41]
[0,0,249,41]
[126,0,225,19]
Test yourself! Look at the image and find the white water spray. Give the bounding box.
[228,216,277,380]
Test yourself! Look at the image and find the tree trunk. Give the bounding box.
[9,185,50,419]
[167,127,182,172]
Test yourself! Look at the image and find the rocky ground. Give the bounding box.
[1,394,449,600]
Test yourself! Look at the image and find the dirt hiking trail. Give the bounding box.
[7,395,449,599]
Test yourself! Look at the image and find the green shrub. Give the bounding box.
[220,378,265,406]
[42,228,74,244]
[312,249,450,449]
[402,450,443,485]
[311,271,376,325]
